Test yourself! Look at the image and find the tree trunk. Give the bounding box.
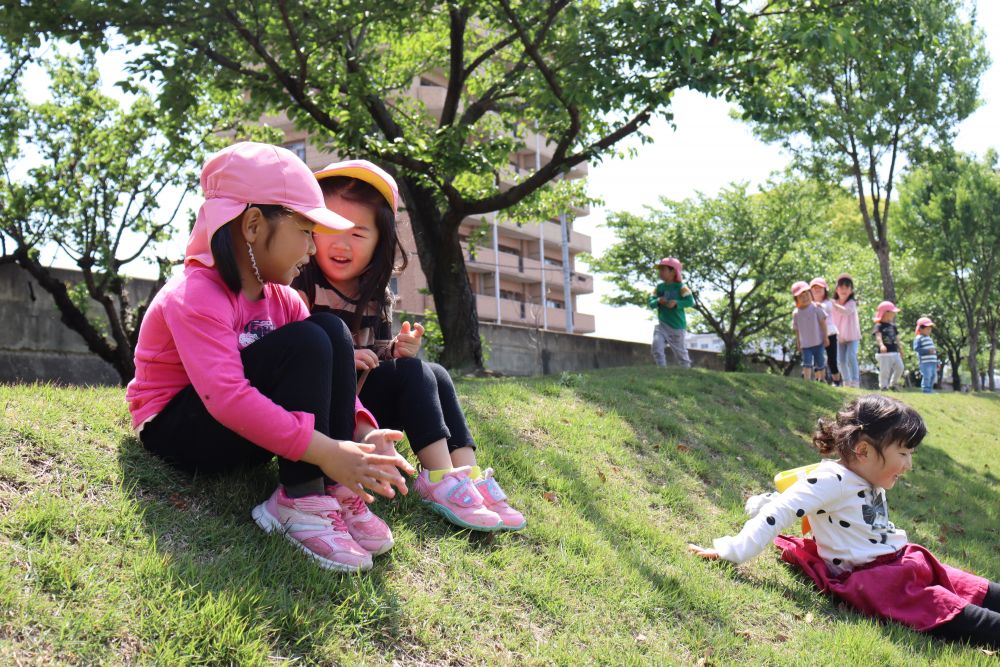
[722,338,742,372]
[873,242,896,303]
[400,180,484,372]
[967,323,980,391]
[989,327,997,391]
[14,249,133,384]
[946,351,962,391]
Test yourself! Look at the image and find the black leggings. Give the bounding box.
[139,312,357,487]
[825,333,839,376]
[357,357,475,454]
[930,582,1000,648]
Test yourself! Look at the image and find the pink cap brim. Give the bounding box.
[297,205,354,234]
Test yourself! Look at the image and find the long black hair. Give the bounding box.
[210,204,289,293]
[836,273,856,303]
[316,176,407,333]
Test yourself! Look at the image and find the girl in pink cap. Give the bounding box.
[873,301,904,391]
[647,257,694,368]
[810,278,842,386]
[126,142,414,573]
[293,160,525,534]
[689,394,1000,649]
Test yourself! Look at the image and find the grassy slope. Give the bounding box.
[1,369,998,666]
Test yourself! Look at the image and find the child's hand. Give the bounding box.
[687,543,721,560]
[657,296,667,305]
[393,321,424,358]
[879,344,888,354]
[355,348,379,371]
[360,429,412,497]
[323,439,415,503]
[666,299,677,308]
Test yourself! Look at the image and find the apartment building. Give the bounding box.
[262,75,595,334]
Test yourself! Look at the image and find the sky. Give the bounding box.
[17,3,1000,344]
[576,0,1000,343]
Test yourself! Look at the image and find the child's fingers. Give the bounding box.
[365,453,416,474]
[400,321,411,335]
[412,323,425,338]
[370,428,404,442]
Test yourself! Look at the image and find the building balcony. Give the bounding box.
[474,295,595,334]
[487,219,591,254]
[463,244,544,283]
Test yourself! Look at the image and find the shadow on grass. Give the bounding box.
[115,435,409,660]
[462,367,998,654]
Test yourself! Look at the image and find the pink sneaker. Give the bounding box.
[414,466,503,532]
[326,484,394,556]
[251,486,372,572]
[474,468,526,531]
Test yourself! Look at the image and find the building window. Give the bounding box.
[389,277,398,295]
[283,140,306,163]
[480,274,495,295]
[499,289,524,303]
[544,257,562,267]
[497,243,520,255]
[546,299,564,309]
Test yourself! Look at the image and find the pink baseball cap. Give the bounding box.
[915,317,935,333]
[809,277,828,290]
[655,257,683,281]
[186,142,354,267]
[314,159,399,212]
[873,300,900,322]
[791,281,810,297]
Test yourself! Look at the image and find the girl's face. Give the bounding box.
[658,265,675,282]
[794,291,811,308]
[850,440,913,490]
[810,285,826,302]
[882,311,896,323]
[254,212,316,286]
[314,194,380,292]
[836,283,853,301]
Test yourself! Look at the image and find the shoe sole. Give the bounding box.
[251,502,372,573]
[361,538,395,557]
[420,499,504,532]
[498,520,527,531]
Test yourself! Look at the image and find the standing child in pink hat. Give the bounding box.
[792,281,829,382]
[810,277,842,386]
[830,274,862,388]
[873,301,904,391]
[126,142,414,573]
[913,317,938,393]
[647,257,694,368]
[292,160,525,533]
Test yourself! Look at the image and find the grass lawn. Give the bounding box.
[1,368,998,665]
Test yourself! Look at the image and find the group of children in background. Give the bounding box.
[649,262,939,393]
[123,142,993,650]
[127,142,523,575]
[792,276,939,393]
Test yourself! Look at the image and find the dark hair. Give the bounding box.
[836,274,856,303]
[211,204,289,293]
[812,394,926,462]
[317,176,407,332]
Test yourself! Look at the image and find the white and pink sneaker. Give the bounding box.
[252,486,372,572]
[326,484,394,556]
[414,466,504,532]
[473,468,526,531]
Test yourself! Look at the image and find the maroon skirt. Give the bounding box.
[774,535,989,631]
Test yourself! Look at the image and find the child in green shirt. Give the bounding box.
[648,257,695,368]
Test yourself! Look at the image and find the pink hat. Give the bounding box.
[809,277,828,290]
[655,257,683,280]
[791,281,810,297]
[185,142,353,267]
[915,317,935,334]
[873,300,900,322]
[314,159,399,212]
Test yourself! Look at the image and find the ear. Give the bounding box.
[854,440,869,460]
[241,206,265,244]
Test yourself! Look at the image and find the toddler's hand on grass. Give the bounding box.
[393,321,424,358]
[687,543,720,560]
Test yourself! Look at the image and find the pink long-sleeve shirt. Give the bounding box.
[126,264,374,461]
